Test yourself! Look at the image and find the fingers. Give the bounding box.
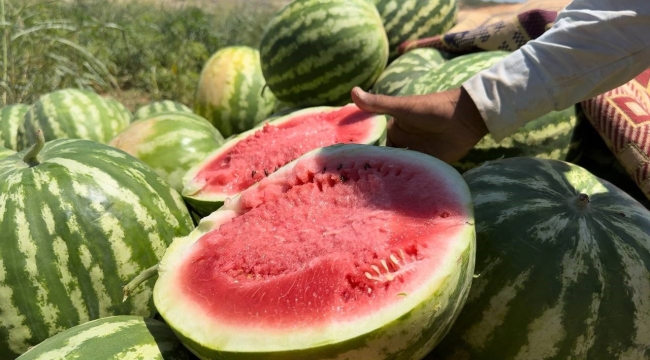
[351,87,418,119]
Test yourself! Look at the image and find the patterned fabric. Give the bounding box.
[581,69,650,201]
[399,9,557,55]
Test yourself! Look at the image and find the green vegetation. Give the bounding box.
[0,0,279,109]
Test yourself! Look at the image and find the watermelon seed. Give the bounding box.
[371,265,381,275]
[380,259,390,272]
[440,211,450,218]
[389,254,401,267]
[340,174,348,183]
[337,164,343,171]
[251,170,257,178]
[322,167,327,173]
[364,163,371,170]
[264,169,269,177]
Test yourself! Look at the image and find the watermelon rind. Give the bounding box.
[156,144,476,360]
[428,157,650,359]
[194,46,277,138]
[16,88,131,150]
[181,105,388,217]
[372,48,446,96]
[259,0,389,107]
[16,316,195,360]
[133,100,192,121]
[104,97,134,125]
[0,104,29,150]
[109,111,225,193]
[0,146,14,159]
[0,138,195,358]
[373,0,458,61]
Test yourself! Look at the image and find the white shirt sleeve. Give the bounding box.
[462,0,650,142]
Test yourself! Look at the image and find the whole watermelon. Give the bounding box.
[109,111,225,193]
[133,100,192,121]
[194,46,276,138]
[104,97,133,125]
[427,157,650,359]
[372,48,446,96]
[373,0,458,61]
[260,0,389,107]
[0,134,194,358]
[16,88,131,150]
[0,104,29,150]
[16,316,194,360]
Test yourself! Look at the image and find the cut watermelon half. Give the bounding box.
[181,104,387,216]
[156,144,476,359]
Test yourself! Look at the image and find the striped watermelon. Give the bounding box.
[182,105,387,216]
[194,46,277,138]
[373,0,458,61]
[259,0,389,107]
[109,111,225,193]
[156,144,476,359]
[0,104,29,150]
[105,97,133,125]
[16,316,194,360]
[16,89,131,150]
[428,157,650,359]
[134,100,192,121]
[372,48,446,96]
[0,146,14,159]
[0,134,194,358]
[401,51,509,96]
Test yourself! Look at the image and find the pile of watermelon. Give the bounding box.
[0,0,648,359]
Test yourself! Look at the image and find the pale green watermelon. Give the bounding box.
[17,89,131,150]
[373,0,458,61]
[260,0,389,107]
[133,100,192,121]
[110,111,225,192]
[372,48,446,96]
[428,157,650,359]
[105,97,133,125]
[194,46,276,138]
[156,144,475,359]
[0,134,194,358]
[0,104,29,150]
[0,146,14,159]
[16,316,194,360]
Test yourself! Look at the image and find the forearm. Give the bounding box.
[463,0,650,141]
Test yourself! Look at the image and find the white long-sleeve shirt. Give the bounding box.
[462,0,650,142]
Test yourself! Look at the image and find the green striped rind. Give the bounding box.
[260,0,389,107]
[16,89,131,150]
[0,104,29,150]
[0,139,194,358]
[194,46,277,138]
[16,316,194,360]
[372,48,446,96]
[181,106,388,217]
[133,100,192,121]
[374,0,458,61]
[428,157,650,360]
[109,111,225,192]
[105,98,133,125]
[401,51,509,95]
[157,144,476,360]
[0,146,14,159]
[453,106,579,172]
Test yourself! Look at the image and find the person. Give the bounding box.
[351,0,650,164]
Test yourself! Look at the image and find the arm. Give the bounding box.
[463,0,650,141]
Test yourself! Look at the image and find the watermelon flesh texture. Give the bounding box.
[157,145,475,359]
[183,105,386,216]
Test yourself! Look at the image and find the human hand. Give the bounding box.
[351,86,489,163]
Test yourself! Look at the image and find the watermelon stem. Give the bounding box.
[577,193,590,209]
[123,264,159,302]
[23,129,44,167]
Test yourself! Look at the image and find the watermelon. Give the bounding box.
[194,46,277,138]
[182,104,387,216]
[133,100,192,121]
[105,97,133,125]
[16,89,131,150]
[401,51,509,96]
[0,146,14,159]
[16,316,195,360]
[0,104,29,150]
[372,48,446,96]
[427,157,650,359]
[155,144,476,359]
[109,111,225,193]
[0,133,194,358]
[373,0,458,61]
[259,0,389,107]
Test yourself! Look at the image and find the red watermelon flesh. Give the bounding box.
[182,105,386,216]
[177,147,469,330]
